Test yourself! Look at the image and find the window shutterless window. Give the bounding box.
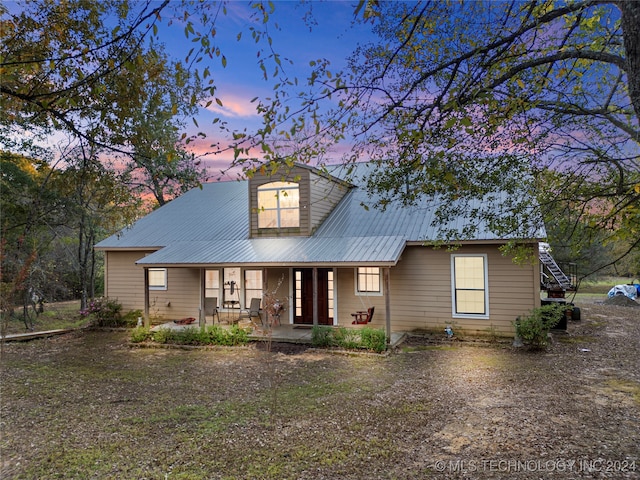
[451,255,488,317]
[148,268,167,290]
[244,269,263,307]
[205,269,220,298]
[356,267,381,294]
[257,182,300,228]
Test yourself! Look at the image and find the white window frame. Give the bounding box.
[205,269,220,299]
[451,254,489,319]
[243,269,263,308]
[257,181,300,229]
[355,267,383,296]
[148,268,167,291]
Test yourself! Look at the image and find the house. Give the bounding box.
[94,162,546,338]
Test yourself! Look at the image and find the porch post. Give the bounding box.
[143,267,150,328]
[312,267,318,326]
[384,267,391,344]
[199,268,206,328]
[263,267,268,297]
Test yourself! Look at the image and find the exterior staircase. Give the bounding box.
[539,243,574,291]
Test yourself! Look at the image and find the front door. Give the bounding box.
[293,268,333,325]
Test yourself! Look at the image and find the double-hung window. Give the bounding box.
[257,182,300,228]
[451,254,488,317]
[148,268,167,290]
[356,267,381,295]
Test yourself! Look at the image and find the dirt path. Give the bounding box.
[1,302,638,479]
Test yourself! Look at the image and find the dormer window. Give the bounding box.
[257,181,300,228]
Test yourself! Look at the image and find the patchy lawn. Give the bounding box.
[2,300,90,336]
[1,302,639,479]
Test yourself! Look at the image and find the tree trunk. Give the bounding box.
[620,0,640,124]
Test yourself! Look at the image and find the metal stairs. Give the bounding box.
[539,249,573,290]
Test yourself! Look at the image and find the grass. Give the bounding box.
[557,335,598,344]
[577,276,638,294]
[606,379,640,406]
[1,300,91,335]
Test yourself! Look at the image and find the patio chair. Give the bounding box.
[240,298,262,324]
[204,297,220,324]
[351,306,374,325]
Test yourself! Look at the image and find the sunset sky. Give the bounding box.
[157,1,374,178]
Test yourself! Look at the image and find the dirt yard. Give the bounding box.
[1,301,639,479]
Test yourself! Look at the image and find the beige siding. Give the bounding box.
[106,243,539,335]
[105,251,201,320]
[335,244,540,336]
[104,250,150,312]
[308,172,349,233]
[264,267,291,322]
[248,166,349,237]
[148,268,201,320]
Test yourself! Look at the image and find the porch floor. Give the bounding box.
[150,318,407,348]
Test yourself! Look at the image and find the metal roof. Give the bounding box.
[95,162,545,266]
[95,181,249,249]
[136,235,406,267]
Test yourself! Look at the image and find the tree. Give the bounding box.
[0,1,168,153]
[114,50,207,207]
[240,1,639,266]
[55,146,141,309]
[0,152,67,329]
[0,0,223,312]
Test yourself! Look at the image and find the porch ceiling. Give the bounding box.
[135,235,406,268]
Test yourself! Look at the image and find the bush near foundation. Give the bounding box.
[514,304,565,349]
[129,325,249,346]
[312,326,387,353]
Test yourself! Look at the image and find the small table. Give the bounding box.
[222,300,240,324]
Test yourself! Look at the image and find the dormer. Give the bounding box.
[249,164,351,238]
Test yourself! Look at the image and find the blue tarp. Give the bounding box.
[607,284,639,300]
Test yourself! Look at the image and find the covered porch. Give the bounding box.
[137,236,408,344]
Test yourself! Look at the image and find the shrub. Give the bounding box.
[149,325,249,346]
[81,297,125,327]
[311,325,387,352]
[225,325,249,345]
[514,304,565,349]
[175,327,206,345]
[151,327,172,344]
[130,326,151,343]
[333,327,360,350]
[311,325,333,347]
[122,309,143,327]
[359,327,387,353]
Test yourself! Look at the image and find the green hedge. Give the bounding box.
[311,326,387,353]
[130,324,249,346]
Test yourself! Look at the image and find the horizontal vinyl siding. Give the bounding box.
[105,251,150,313]
[334,244,539,336]
[148,268,200,320]
[390,247,452,331]
[105,251,201,321]
[265,267,291,323]
[309,172,348,233]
